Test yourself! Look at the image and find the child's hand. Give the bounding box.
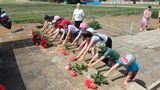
[78,56,84,61]
[87,64,93,68]
[124,82,129,89]
[57,41,62,44]
[103,73,108,78]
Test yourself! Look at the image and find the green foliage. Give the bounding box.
[91,71,108,86]
[151,10,159,19]
[29,0,48,2]
[46,40,53,47]
[88,21,102,30]
[71,63,88,74]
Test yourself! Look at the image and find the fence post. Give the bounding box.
[130,22,134,35]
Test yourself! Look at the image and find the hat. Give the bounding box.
[95,41,106,52]
[80,22,88,31]
[87,28,94,33]
[58,19,71,27]
[52,15,60,23]
[120,54,136,66]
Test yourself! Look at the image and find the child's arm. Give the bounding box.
[124,72,132,88]
[52,28,60,41]
[59,29,65,43]
[72,31,82,45]
[78,40,95,60]
[103,63,119,77]
[42,21,49,31]
[90,56,105,67]
[76,42,88,59]
[62,29,70,46]
[88,53,99,65]
[78,40,86,50]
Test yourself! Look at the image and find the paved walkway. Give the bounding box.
[0,24,160,90]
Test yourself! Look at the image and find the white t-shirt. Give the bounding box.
[68,25,79,34]
[73,9,84,21]
[91,34,108,43]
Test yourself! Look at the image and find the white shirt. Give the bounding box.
[91,34,108,43]
[73,9,84,21]
[68,25,79,34]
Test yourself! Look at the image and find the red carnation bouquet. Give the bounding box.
[65,63,88,77]
[85,71,108,89]
[40,36,52,49]
[32,31,53,48]
[32,31,42,45]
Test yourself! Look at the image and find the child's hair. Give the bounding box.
[81,31,93,39]
[44,15,49,20]
[148,5,152,9]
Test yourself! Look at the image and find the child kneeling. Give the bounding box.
[103,54,139,88]
[88,41,120,68]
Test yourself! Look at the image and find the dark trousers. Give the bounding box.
[75,21,82,28]
[105,37,112,48]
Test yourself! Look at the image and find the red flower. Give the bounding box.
[90,83,97,89]
[0,84,5,90]
[42,44,49,49]
[62,50,69,56]
[65,65,71,71]
[70,56,77,62]
[85,79,92,88]
[41,38,46,45]
[58,48,65,52]
[69,70,77,77]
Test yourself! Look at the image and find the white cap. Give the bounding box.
[87,28,94,33]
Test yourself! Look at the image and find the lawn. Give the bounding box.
[0,2,158,23]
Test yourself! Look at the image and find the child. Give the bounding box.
[158,10,160,30]
[43,15,61,36]
[103,54,139,88]
[72,21,88,46]
[52,19,72,43]
[42,15,54,33]
[88,41,120,68]
[75,31,112,61]
[140,6,152,31]
[62,24,80,46]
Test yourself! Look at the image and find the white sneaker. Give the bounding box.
[140,28,142,31]
[144,29,147,31]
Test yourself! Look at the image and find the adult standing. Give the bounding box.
[140,6,152,31]
[72,3,84,28]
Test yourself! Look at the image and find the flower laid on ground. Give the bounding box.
[58,47,69,56]
[69,70,77,77]
[91,71,108,86]
[71,63,88,74]
[70,55,77,62]
[65,63,88,77]
[85,79,97,89]
[32,31,42,45]
[65,64,72,71]
[32,30,53,48]
[40,36,52,49]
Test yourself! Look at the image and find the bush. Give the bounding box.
[88,21,102,30]
[151,10,159,19]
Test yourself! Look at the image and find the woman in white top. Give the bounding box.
[72,3,84,28]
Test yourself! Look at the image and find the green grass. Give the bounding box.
[0,3,158,23]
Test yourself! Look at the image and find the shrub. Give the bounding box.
[151,10,159,19]
[88,21,102,30]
